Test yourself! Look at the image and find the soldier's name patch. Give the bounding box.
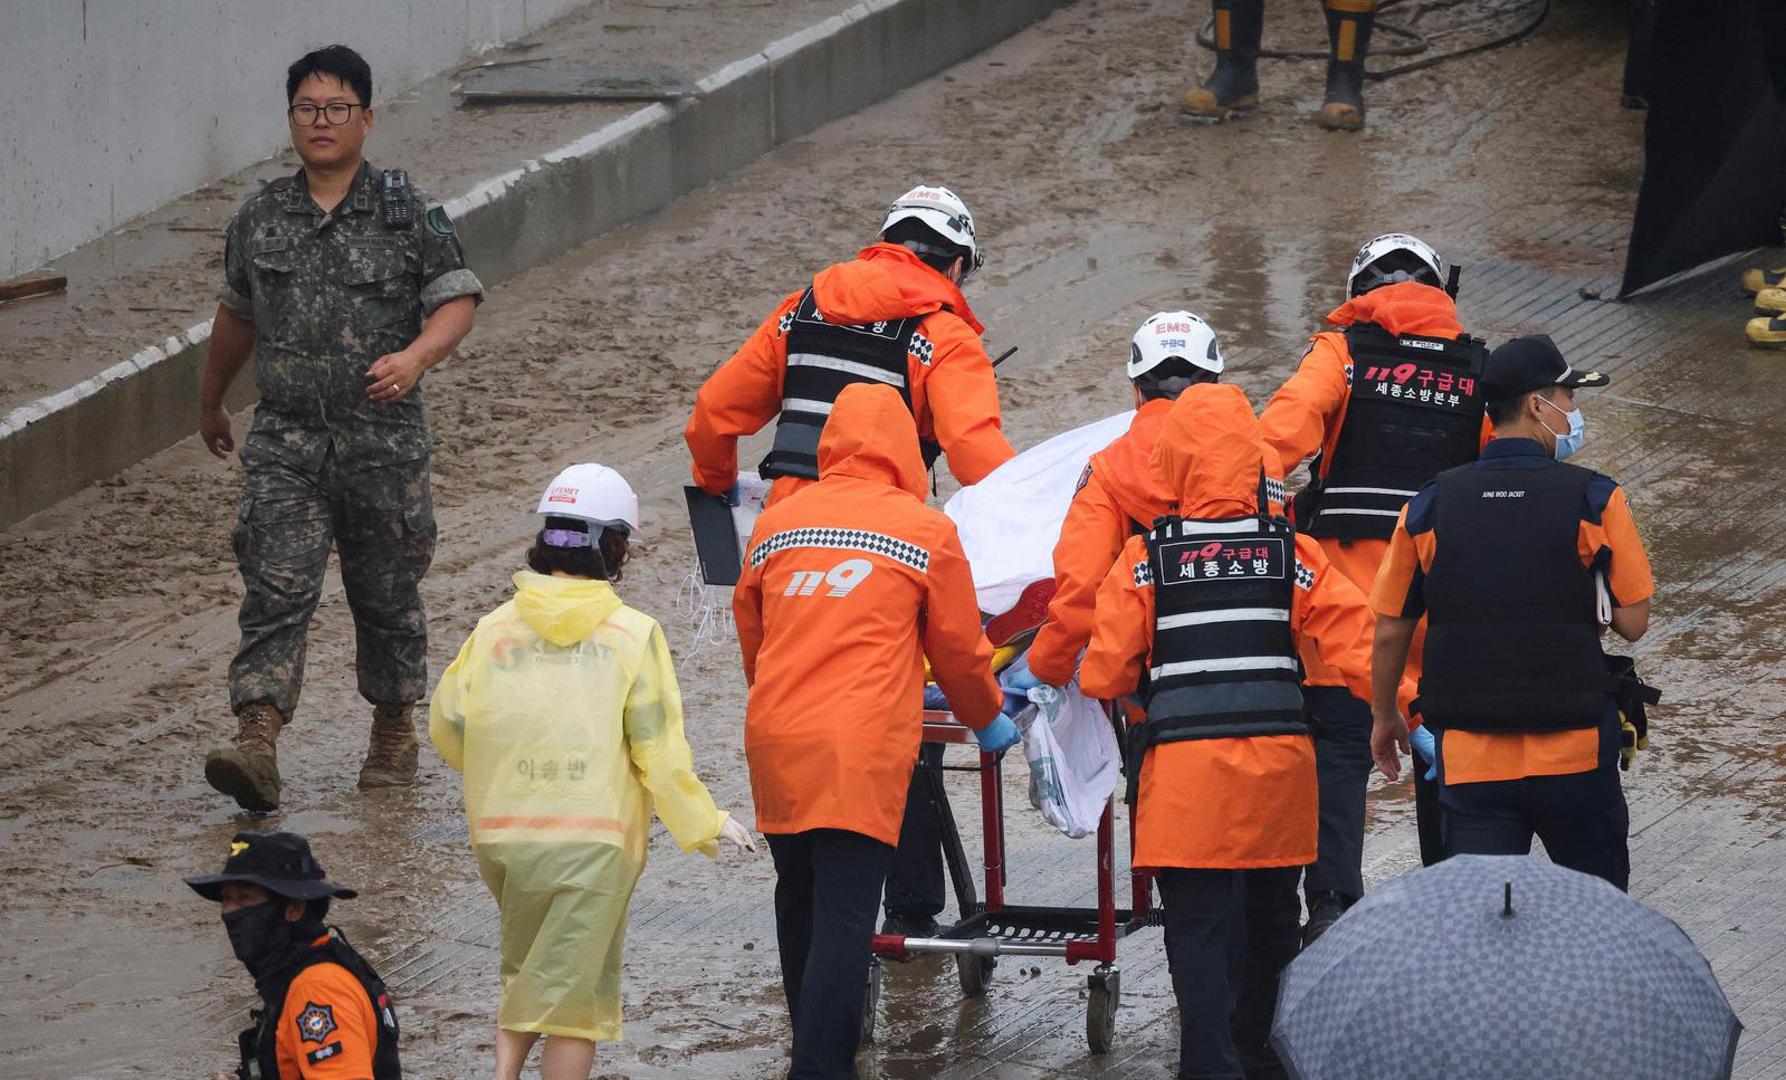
[1157,537,1287,585]
[307,1042,344,1065]
[296,1002,338,1043]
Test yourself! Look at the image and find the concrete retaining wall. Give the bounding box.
[0,0,1068,528]
[0,0,591,281]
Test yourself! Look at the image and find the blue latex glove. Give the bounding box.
[723,481,742,507]
[1409,724,1438,782]
[972,713,1022,754]
[998,653,1043,713]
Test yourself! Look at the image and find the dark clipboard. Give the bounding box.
[685,486,744,586]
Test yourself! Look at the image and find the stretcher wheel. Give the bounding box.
[956,952,996,997]
[860,958,882,1047]
[1086,966,1120,1054]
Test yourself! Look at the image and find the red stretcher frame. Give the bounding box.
[862,709,1160,1053]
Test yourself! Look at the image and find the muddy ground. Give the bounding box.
[3,0,1784,1076]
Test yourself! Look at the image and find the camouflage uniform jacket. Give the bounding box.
[218,160,484,466]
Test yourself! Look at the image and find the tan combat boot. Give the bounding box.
[358,703,420,789]
[206,704,285,812]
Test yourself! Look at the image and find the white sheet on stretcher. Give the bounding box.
[944,412,1134,837]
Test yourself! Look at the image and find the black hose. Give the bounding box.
[1193,0,1552,81]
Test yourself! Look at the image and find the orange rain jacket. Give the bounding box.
[1026,397,1179,687]
[1081,384,1407,870]
[686,243,1016,508]
[1258,281,1491,688]
[734,383,1003,846]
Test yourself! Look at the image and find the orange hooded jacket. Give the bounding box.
[1081,384,1409,870]
[1026,397,1178,687]
[1258,281,1490,689]
[686,243,1016,508]
[734,383,1003,846]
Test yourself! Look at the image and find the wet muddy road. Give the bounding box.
[3,0,1784,1076]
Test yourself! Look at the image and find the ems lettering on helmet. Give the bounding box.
[783,558,874,597]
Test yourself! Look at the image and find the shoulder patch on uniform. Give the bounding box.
[908,330,935,366]
[1294,561,1316,590]
[425,205,455,236]
[1132,559,1153,588]
[296,1002,338,1044]
[307,1042,345,1065]
[1075,462,1094,493]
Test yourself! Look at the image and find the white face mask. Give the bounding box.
[1536,395,1585,460]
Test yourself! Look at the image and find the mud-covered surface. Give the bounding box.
[4,0,1785,1076]
[0,0,856,415]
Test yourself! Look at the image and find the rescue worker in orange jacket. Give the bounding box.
[734,383,1012,1079]
[1023,311,1225,690]
[688,185,1015,944]
[685,184,1015,510]
[1082,383,1412,1080]
[185,831,399,1079]
[1258,232,1490,940]
[1370,335,1652,891]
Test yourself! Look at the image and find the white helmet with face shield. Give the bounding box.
[1346,233,1445,297]
[881,185,984,282]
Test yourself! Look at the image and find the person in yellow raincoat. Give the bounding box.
[430,463,755,1080]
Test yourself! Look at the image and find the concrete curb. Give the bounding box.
[0,0,1067,528]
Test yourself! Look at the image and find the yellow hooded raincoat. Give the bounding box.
[430,570,728,1041]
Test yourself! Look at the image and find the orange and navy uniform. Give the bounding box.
[1026,398,1178,687]
[1370,437,1655,784]
[1259,281,1492,690]
[1078,385,1415,870]
[273,946,381,1078]
[686,243,1014,509]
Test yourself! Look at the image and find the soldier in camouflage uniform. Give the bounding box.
[198,45,484,812]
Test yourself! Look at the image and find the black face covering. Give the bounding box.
[223,901,293,984]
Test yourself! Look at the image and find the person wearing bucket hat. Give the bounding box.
[430,463,754,1080]
[184,830,401,1078]
[1369,334,1655,890]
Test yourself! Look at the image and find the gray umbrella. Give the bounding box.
[1272,855,1741,1080]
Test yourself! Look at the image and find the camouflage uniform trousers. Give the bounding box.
[229,439,437,719]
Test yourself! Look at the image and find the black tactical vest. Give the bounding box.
[1125,503,1307,798]
[1417,459,1614,733]
[759,287,929,481]
[239,930,402,1080]
[1305,323,1488,541]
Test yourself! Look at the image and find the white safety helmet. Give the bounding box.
[881,184,984,280]
[535,463,640,541]
[1346,233,1446,297]
[1128,310,1225,380]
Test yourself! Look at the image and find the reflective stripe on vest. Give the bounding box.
[1417,459,1614,733]
[1139,514,1306,740]
[1308,323,1488,541]
[759,287,920,481]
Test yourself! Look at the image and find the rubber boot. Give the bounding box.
[1179,0,1263,122]
[206,704,285,813]
[1318,0,1376,132]
[1746,315,1786,350]
[1744,269,1786,298]
[1754,287,1786,315]
[1301,889,1346,946]
[358,702,420,789]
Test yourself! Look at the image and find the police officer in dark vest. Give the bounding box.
[1368,335,1655,889]
[1260,232,1489,940]
[186,831,401,1077]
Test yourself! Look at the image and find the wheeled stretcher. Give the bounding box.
[864,701,1160,1053]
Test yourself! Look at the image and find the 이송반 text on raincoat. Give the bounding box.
[430,570,729,1041]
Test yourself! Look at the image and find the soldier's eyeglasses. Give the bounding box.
[287,102,363,126]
